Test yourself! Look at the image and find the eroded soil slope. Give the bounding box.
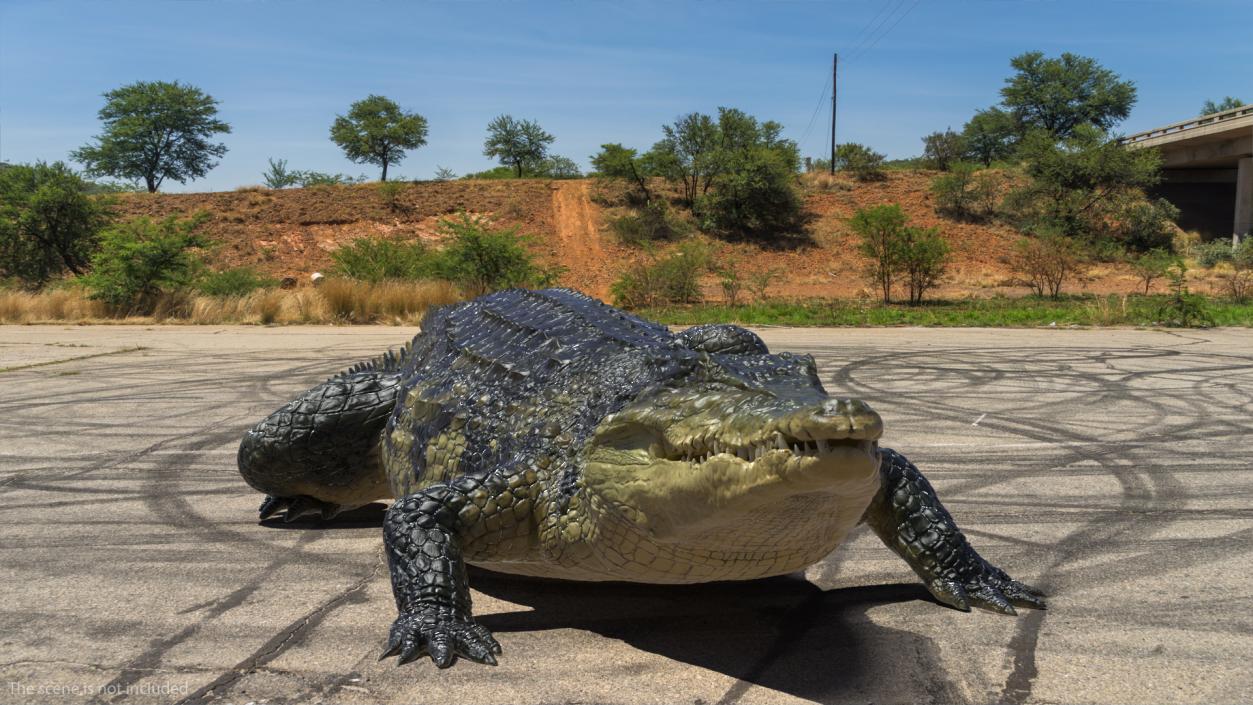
[113,174,1212,300]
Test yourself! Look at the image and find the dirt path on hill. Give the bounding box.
[551,181,611,298]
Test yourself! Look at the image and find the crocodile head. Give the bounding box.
[583,351,883,542]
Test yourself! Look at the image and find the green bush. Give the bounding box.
[1220,239,1253,302]
[1194,240,1234,268]
[851,204,907,303]
[330,237,431,282]
[262,158,299,189]
[700,146,810,242]
[1119,198,1180,253]
[196,267,277,296]
[930,163,999,221]
[1157,260,1213,327]
[835,143,887,182]
[1128,249,1176,295]
[921,129,966,171]
[0,161,113,287]
[82,214,208,313]
[850,204,950,304]
[900,226,950,305]
[427,213,553,295]
[609,200,690,246]
[611,243,710,309]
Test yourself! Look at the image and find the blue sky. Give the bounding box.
[2,0,1249,192]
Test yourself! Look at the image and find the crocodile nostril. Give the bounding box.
[821,398,858,416]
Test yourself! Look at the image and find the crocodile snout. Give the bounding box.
[779,397,883,442]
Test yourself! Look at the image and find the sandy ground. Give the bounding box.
[1,324,1250,704]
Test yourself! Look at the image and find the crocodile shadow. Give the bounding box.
[470,568,962,704]
[265,510,961,702]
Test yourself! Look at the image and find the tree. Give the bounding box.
[591,143,652,202]
[1000,51,1136,138]
[834,143,886,181]
[0,162,113,286]
[1007,124,1163,240]
[921,129,966,171]
[648,112,721,204]
[1200,97,1244,116]
[330,95,428,182]
[900,225,950,304]
[72,81,230,193]
[534,155,582,179]
[262,158,299,189]
[961,107,1018,165]
[483,115,554,177]
[851,204,908,303]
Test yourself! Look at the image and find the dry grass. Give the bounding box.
[0,280,461,325]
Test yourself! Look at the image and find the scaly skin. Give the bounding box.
[238,288,1044,669]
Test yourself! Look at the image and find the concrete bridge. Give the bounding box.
[1123,104,1253,244]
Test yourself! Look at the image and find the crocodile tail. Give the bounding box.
[238,346,412,508]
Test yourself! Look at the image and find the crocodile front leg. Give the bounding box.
[863,448,1046,614]
[381,484,501,668]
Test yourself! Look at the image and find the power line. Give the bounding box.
[798,73,831,153]
[847,0,923,64]
[843,0,906,60]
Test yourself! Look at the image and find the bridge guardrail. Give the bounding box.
[1121,104,1253,145]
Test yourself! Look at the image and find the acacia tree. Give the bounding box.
[1000,51,1136,138]
[330,95,428,181]
[483,115,554,177]
[72,81,230,193]
[961,107,1018,165]
[1200,97,1244,115]
[0,162,113,286]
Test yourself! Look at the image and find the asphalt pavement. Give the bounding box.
[1,323,1250,704]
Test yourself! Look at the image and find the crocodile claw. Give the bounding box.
[382,607,500,668]
[929,564,1046,614]
[258,494,342,522]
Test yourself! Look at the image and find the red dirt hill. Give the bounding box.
[112,174,1203,302]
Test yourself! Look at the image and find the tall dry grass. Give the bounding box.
[0,279,461,325]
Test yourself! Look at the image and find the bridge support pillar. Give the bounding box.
[1237,157,1253,246]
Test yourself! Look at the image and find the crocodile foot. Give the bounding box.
[380,606,501,668]
[928,560,1046,615]
[258,494,342,522]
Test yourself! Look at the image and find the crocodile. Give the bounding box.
[238,288,1044,668]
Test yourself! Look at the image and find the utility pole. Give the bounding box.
[830,53,838,175]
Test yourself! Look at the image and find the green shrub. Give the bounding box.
[835,143,887,182]
[1195,240,1234,268]
[609,200,690,246]
[931,163,999,221]
[427,213,551,295]
[851,204,907,303]
[330,237,431,282]
[900,226,950,305]
[197,267,277,296]
[1156,260,1213,327]
[921,129,966,171]
[297,171,363,187]
[82,214,208,313]
[262,158,299,189]
[611,243,710,309]
[1128,249,1176,295]
[0,161,113,287]
[699,146,811,241]
[1119,198,1180,253]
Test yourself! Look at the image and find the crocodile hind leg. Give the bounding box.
[239,369,400,522]
[863,448,1046,614]
[380,480,504,668]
